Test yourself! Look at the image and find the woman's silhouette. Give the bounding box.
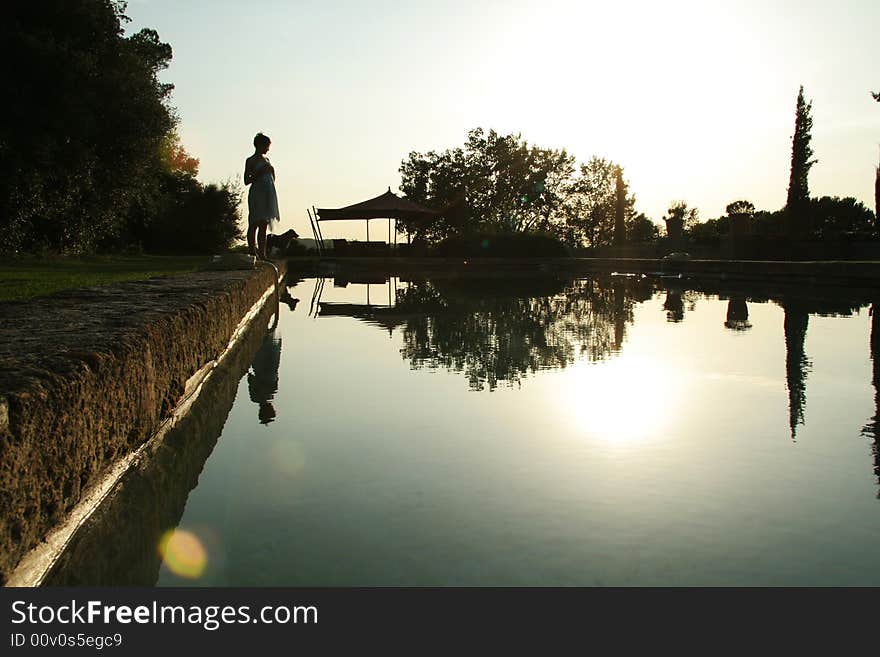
[244,132,280,259]
[248,329,282,425]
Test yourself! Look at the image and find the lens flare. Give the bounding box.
[268,440,306,479]
[158,529,207,579]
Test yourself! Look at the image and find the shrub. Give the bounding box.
[432,231,570,257]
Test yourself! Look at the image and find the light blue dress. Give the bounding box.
[246,154,280,230]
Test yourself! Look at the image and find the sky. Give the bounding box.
[126,0,880,241]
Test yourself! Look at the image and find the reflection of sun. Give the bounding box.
[562,356,678,444]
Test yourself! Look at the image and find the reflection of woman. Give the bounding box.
[243,132,280,259]
[247,329,282,425]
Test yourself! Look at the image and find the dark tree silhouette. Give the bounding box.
[0,1,176,254]
[782,301,811,440]
[807,195,875,240]
[626,213,660,242]
[726,200,756,218]
[724,297,751,331]
[564,157,636,248]
[0,2,240,255]
[399,128,575,242]
[785,86,817,237]
[613,166,627,245]
[875,155,879,232]
[862,302,880,496]
[400,131,641,250]
[393,276,654,391]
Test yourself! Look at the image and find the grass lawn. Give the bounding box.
[0,255,208,302]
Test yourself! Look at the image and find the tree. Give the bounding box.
[563,157,636,248]
[874,91,880,229]
[807,196,875,240]
[688,217,728,245]
[875,157,879,232]
[0,1,175,254]
[160,130,200,178]
[613,166,626,245]
[399,128,575,243]
[142,176,243,253]
[626,213,660,243]
[785,86,817,236]
[665,201,700,231]
[726,200,756,219]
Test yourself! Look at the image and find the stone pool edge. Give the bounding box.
[1,261,285,585]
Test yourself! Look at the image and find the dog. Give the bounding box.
[266,228,300,256]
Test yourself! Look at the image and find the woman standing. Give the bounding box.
[244,132,280,259]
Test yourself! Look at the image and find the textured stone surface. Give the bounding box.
[43,297,277,586]
[0,265,280,583]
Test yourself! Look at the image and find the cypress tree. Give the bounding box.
[613,166,626,245]
[785,86,816,237]
[875,157,879,233]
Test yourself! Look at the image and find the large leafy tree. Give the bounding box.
[399,129,645,250]
[785,86,817,236]
[665,200,700,231]
[0,1,175,254]
[562,157,635,248]
[808,196,875,240]
[399,128,575,242]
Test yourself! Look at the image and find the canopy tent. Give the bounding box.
[308,188,441,253]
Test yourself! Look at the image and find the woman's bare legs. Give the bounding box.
[247,225,257,256]
[247,222,269,258]
[257,223,268,259]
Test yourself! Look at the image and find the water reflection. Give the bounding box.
[43,271,880,586]
[862,302,880,495]
[43,298,279,585]
[783,300,811,440]
[724,297,751,331]
[315,271,879,467]
[389,275,655,391]
[248,329,282,425]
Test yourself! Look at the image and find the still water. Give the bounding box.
[49,272,880,586]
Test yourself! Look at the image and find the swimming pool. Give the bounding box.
[47,272,880,586]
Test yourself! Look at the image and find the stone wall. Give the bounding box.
[42,295,278,586]
[0,265,281,583]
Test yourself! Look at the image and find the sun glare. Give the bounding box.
[560,354,680,445]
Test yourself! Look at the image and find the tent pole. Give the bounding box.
[312,206,325,252]
[307,208,321,256]
[366,219,370,243]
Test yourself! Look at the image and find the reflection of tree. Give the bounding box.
[724,297,751,331]
[782,301,811,440]
[396,275,654,391]
[861,302,880,497]
[663,289,684,322]
[248,329,282,424]
[662,282,698,323]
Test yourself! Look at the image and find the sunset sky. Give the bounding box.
[127,0,880,241]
